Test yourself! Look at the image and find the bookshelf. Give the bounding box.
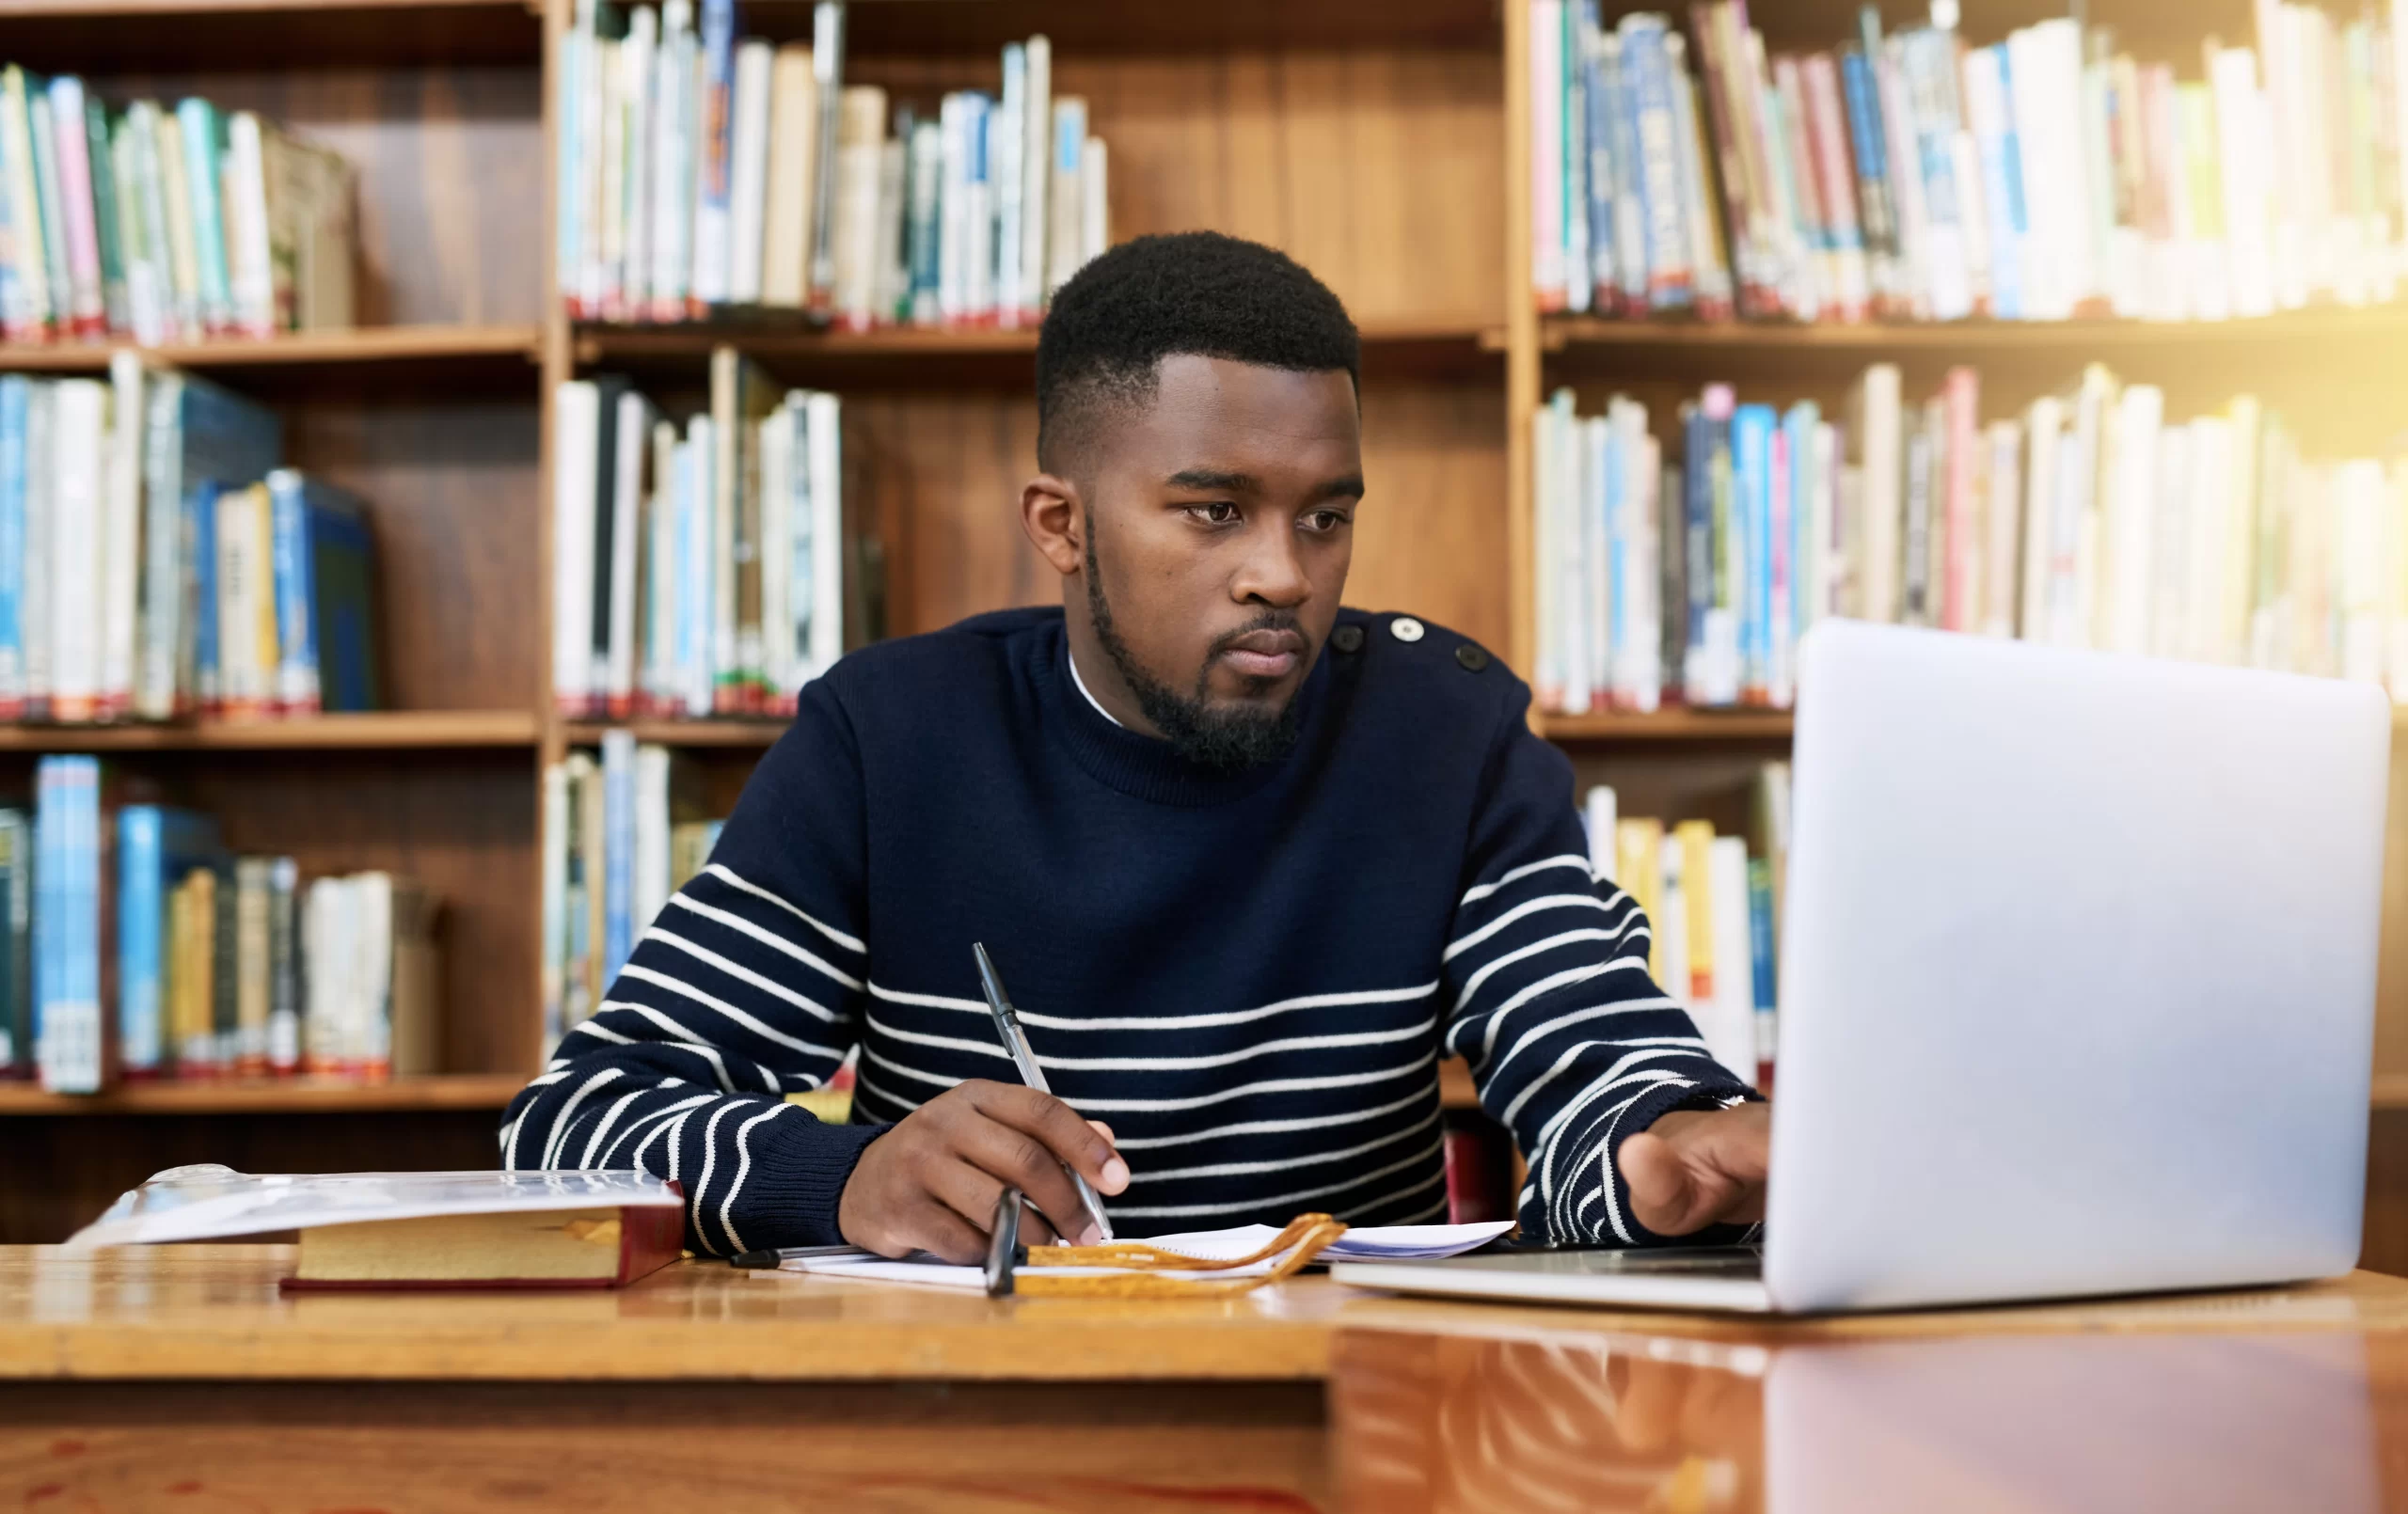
[8,0,2408,1274]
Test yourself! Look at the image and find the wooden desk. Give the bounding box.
[5,1248,2408,1511]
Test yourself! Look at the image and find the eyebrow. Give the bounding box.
[1163,468,1365,502]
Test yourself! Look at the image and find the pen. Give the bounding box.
[973,941,1117,1244]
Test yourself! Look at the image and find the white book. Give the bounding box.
[633,742,673,940]
[559,0,596,301]
[1079,135,1107,267]
[1530,0,1564,307]
[1706,836,1758,1087]
[1852,365,1904,624]
[606,388,651,710]
[756,401,793,698]
[1019,35,1053,320]
[1530,396,1563,709]
[1583,785,1618,882]
[937,93,969,323]
[214,484,263,712]
[120,103,171,346]
[2020,396,2061,643]
[1584,415,1613,713]
[1656,830,1689,1015]
[873,133,908,323]
[679,418,715,714]
[576,21,614,314]
[650,0,696,320]
[832,87,887,328]
[803,390,843,683]
[538,765,568,1049]
[551,381,600,712]
[806,1,848,303]
[51,379,108,723]
[101,353,145,718]
[620,7,657,317]
[2147,424,2193,658]
[2223,398,2263,665]
[2339,459,2388,686]
[1979,419,2020,639]
[224,113,275,336]
[593,36,625,315]
[2210,47,2276,319]
[1558,409,1592,716]
[728,39,774,305]
[2183,418,2234,664]
[2101,385,2163,656]
[993,45,1027,329]
[643,419,677,707]
[760,42,816,308]
[965,101,996,320]
[22,384,51,713]
[1046,98,1086,294]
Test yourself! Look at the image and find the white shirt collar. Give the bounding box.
[1067,647,1126,729]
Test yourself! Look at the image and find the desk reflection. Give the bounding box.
[1331,1327,2394,1512]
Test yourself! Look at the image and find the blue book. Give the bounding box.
[264,470,381,713]
[0,376,25,711]
[695,0,737,305]
[177,99,233,332]
[1731,404,1777,705]
[1747,856,1778,1080]
[153,372,279,716]
[1620,15,1688,310]
[1600,32,1646,308]
[1839,47,1894,263]
[34,756,105,1091]
[1970,45,2022,320]
[117,804,222,1076]
[1679,402,1713,701]
[1782,402,1819,674]
[602,730,635,980]
[1576,2,1617,304]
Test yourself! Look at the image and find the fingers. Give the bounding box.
[856,1194,988,1264]
[1617,1130,1704,1236]
[948,1116,1102,1244]
[971,1081,1132,1195]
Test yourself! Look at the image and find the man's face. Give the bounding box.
[1079,355,1363,749]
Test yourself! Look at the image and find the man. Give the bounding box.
[505,231,1770,1261]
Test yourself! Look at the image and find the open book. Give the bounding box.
[763,1220,1515,1290]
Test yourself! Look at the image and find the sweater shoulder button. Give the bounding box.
[1454,643,1490,672]
[1331,624,1365,654]
[1388,616,1426,643]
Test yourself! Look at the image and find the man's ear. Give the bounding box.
[1020,472,1086,579]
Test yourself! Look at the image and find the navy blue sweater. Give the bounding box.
[502,607,1755,1252]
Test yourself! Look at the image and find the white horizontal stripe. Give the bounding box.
[1031,1022,1435,1074]
[1109,1135,1445,1219]
[1480,977,1671,1073]
[667,892,866,991]
[1460,854,1591,907]
[1451,923,1643,1014]
[1131,1106,1441,1183]
[620,960,843,1056]
[1530,1044,1711,1150]
[1505,1037,1703,1128]
[858,1043,1437,1114]
[867,978,1439,1033]
[643,930,841,1023]
[703,862,866,954]
[1443,893,1614,962]
[1107,1082,1439,1151]
[863,1012,1014,1063]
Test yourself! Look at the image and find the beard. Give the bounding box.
[1084,520,1306,772]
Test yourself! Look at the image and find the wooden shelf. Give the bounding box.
[1545,306,2408,355]
[563,718,788,749]
[0,325,542,389]
[1542,709,1796,742]
[0,1072,529,1116]
[2373,1076,2408,1111]
[574,317,1500,386]
[0,711,540,752]
[0,0,543,70]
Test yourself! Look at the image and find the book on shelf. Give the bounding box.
[560,1,1111,330]
[0,359,381,727]
[551,354,862,718]
[1585,769,1785,1090]
[1528,1,2408,323]
[7,753,437,1091]
[0,69,356,347]
[1534,363,2408,715]
[541,739,721,1051]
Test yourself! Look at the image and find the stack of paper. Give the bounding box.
[767,1220,1515,1290]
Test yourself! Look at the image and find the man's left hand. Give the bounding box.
[1615,1102,1769,1237]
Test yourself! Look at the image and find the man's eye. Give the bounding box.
[1186,502,1239,525]
[1305,510,1353,532]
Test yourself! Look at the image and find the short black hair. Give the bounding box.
[1036,231,1360,473]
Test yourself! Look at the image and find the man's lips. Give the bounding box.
[1216,628,1307,679]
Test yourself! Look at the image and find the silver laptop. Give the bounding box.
[1334,621,2391,1313]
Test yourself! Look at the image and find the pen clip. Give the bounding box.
[984,1186,1027,1298]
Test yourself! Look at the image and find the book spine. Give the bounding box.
[1666,35,1734,320]
[728,38,773,305]
[1530,0,1565,310]
[602,729,634,980]
[225,113,274,337]
[1731,402,1774,705]
[84,96,126,335]
[137,373,181,720]
[1839,46,1896,306]
[50,378,105,724]
[607,391,647,715]
[1017,34,1050,321]
[27,80,75,343]
[1603,29,1649,308]
[1046,97,1085,296]
[0,814,25,1077]
[0,71,53,340]
[101,352,143,718]
[45,78,104,338]
[806,0,848,308]
[190,481,220,715]
[233,855,269,1073]
[906,118,942,323]
[267,856,298,1073]
[692,0,737,309]
[552,382,597,715]
[1942,367,1980,633]
[994,44,1026,328]
[1625,16,1692,309]
[266,470,314,714]
[1747,854,1777,1088]
[538,768,566,1053]
[1559,1,1590,314]
[117,806,163,1076]
[557,0,590,310]
[0,378,23,719]
[1803,53,1869,322]
[619,8,657,318]
[177,100,232,334]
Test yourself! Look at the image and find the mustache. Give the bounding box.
[1206,611,1309,661]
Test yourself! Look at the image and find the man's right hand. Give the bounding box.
[837,1079,1132,1263]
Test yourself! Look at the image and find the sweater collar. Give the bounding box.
[1035,618,1327,808]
